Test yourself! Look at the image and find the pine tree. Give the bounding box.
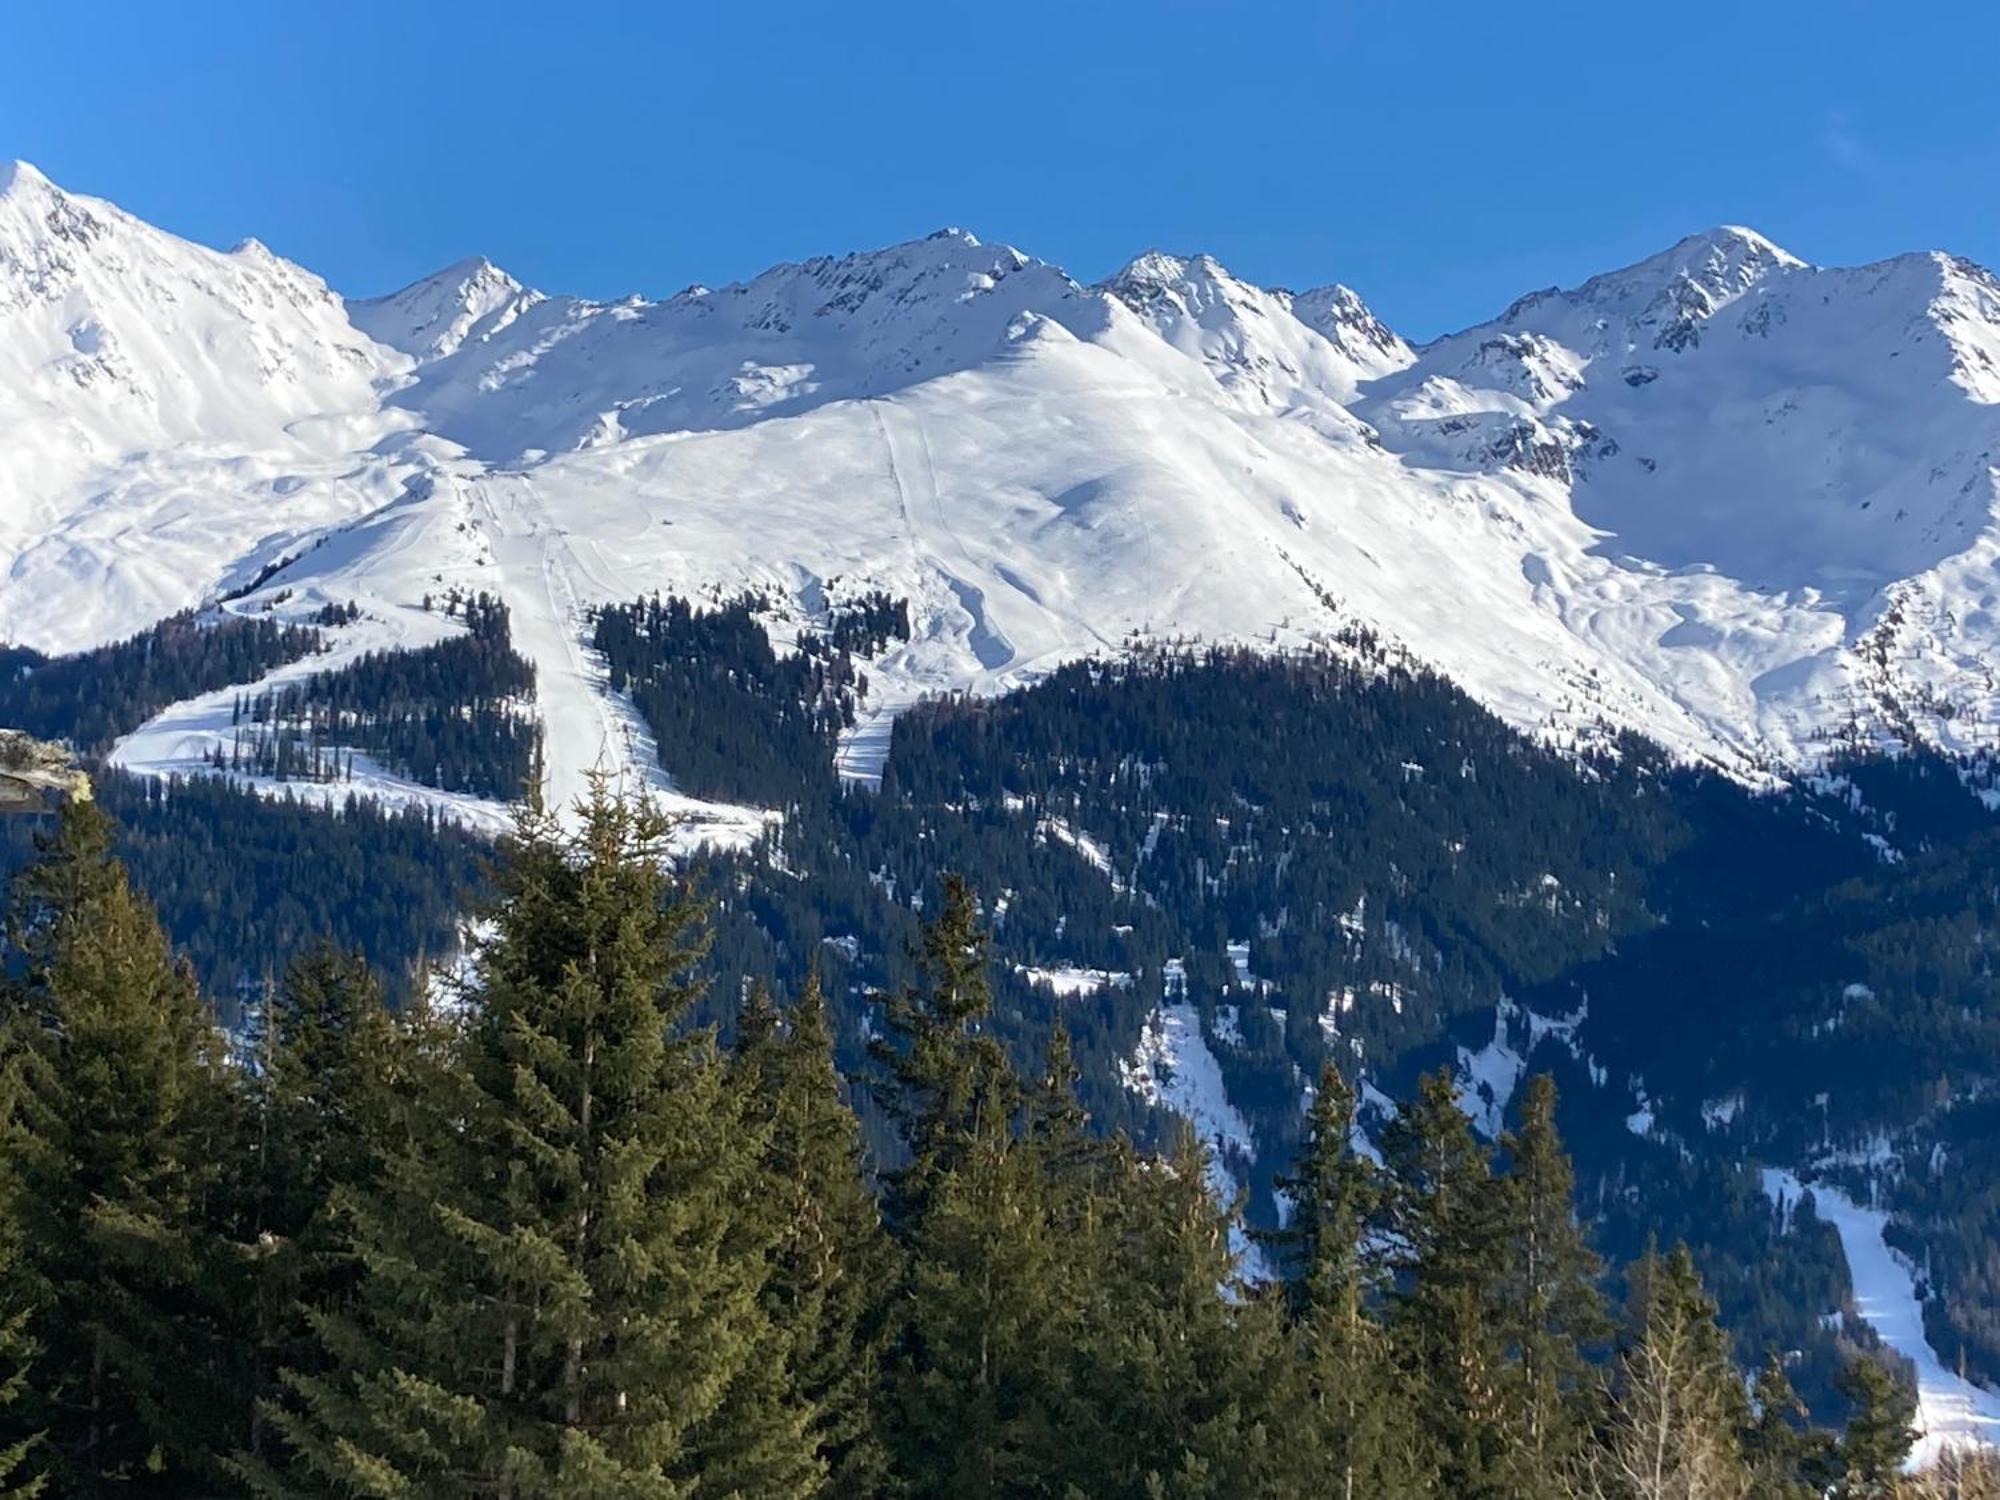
[1379,1066,1515,1497]
[1834,1354,1917,1498]
[265,781,813,1497]
[729,971,894,1498]
[1494,1073,1607,1495]
[1260,1064,1425,1500]
[0,798,238,1495]
[1579,1243,1752,1500]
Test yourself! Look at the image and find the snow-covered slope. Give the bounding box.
[353,229,1101,459]
[1362,226,2000,592]
[1765,1171,2000,1466]
[0,161,417,650]
[6,162,2000,827]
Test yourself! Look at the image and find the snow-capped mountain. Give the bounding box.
[5,161,2000,830]
[347,254,544,364]
[0,160,413,650]
[1360,225,2000,593]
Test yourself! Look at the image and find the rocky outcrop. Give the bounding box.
[0,729,90,811]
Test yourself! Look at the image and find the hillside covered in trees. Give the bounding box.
[0,788,1966,1498]
[10,593,2000,1466]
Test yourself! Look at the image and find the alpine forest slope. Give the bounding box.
[10,158,2000,1479]
[0,786,1968,1497]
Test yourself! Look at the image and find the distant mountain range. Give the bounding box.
[5,157,2000,826]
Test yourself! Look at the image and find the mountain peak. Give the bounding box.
[1288,282,1412,368]
[1665,223,1807,277]
[1472,222,1808,353]
[1678,223,1802,263]
[364,253,534,305]
[439,252,513,282]
[1587,223,1807,301]
[0,159,54,199]
[1106,249,1236,291]
[349,254,542,363]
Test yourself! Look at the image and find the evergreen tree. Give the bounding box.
[1833,1354,1917,1498]
[0,1061,44,1497]
[730,971,894,1498]
[1024,1019,1092,1178]
[1741,1351,1834,1500]
[1379,1066,1515,1497]
[0,798,238,1495]
[1495,1073,1608,1494]
[1260,1064,1424,1499]
[1012,1023,1144,1497]
[265,781,813,1497]
[870,873,1013,1232]
[1580,1244,1752,1500]
[886,1055,1058,1499]
[226,944,401,1488]
[1063,1124,1297,1500]
[0,1300,36,1497]
[873,877,1074,1497]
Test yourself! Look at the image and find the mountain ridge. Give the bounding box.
[3,161,1999,832]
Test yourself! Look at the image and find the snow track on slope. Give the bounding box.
[464,471,775,849]
[467,473,628,808]
[1763,1169,2000,1467]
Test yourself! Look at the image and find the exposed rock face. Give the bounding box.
[0,729,91,811]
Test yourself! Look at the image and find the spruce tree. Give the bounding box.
[0,1303,37,1497]
[1020,1013,1129,1493]
[1379,1066,1515,1497]
[873,876,1065,1497]
[870,873,1013,1232]
[1024,1019,1093,1181]
[886,1058,1058,1499]
[265,782,813,1497]
[1833,1355,1917,1498]
[1017,1021,1139,1497]
[0,798,238,1494]
[1260,1064,1425,1499]
[0,1060,44,1497]
[1065,1124,1297,1500]
[729,971,894,1498]
[1494,1073,1607,1495]
[226,944,401,1489]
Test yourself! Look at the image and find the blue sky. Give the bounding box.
[4,1,1994,339]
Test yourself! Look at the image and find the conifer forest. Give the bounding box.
[0,783,1972,1499]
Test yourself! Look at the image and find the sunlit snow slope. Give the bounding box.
[6,161,2000,824]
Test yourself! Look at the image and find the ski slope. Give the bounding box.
[1764,1170,2000,1467]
